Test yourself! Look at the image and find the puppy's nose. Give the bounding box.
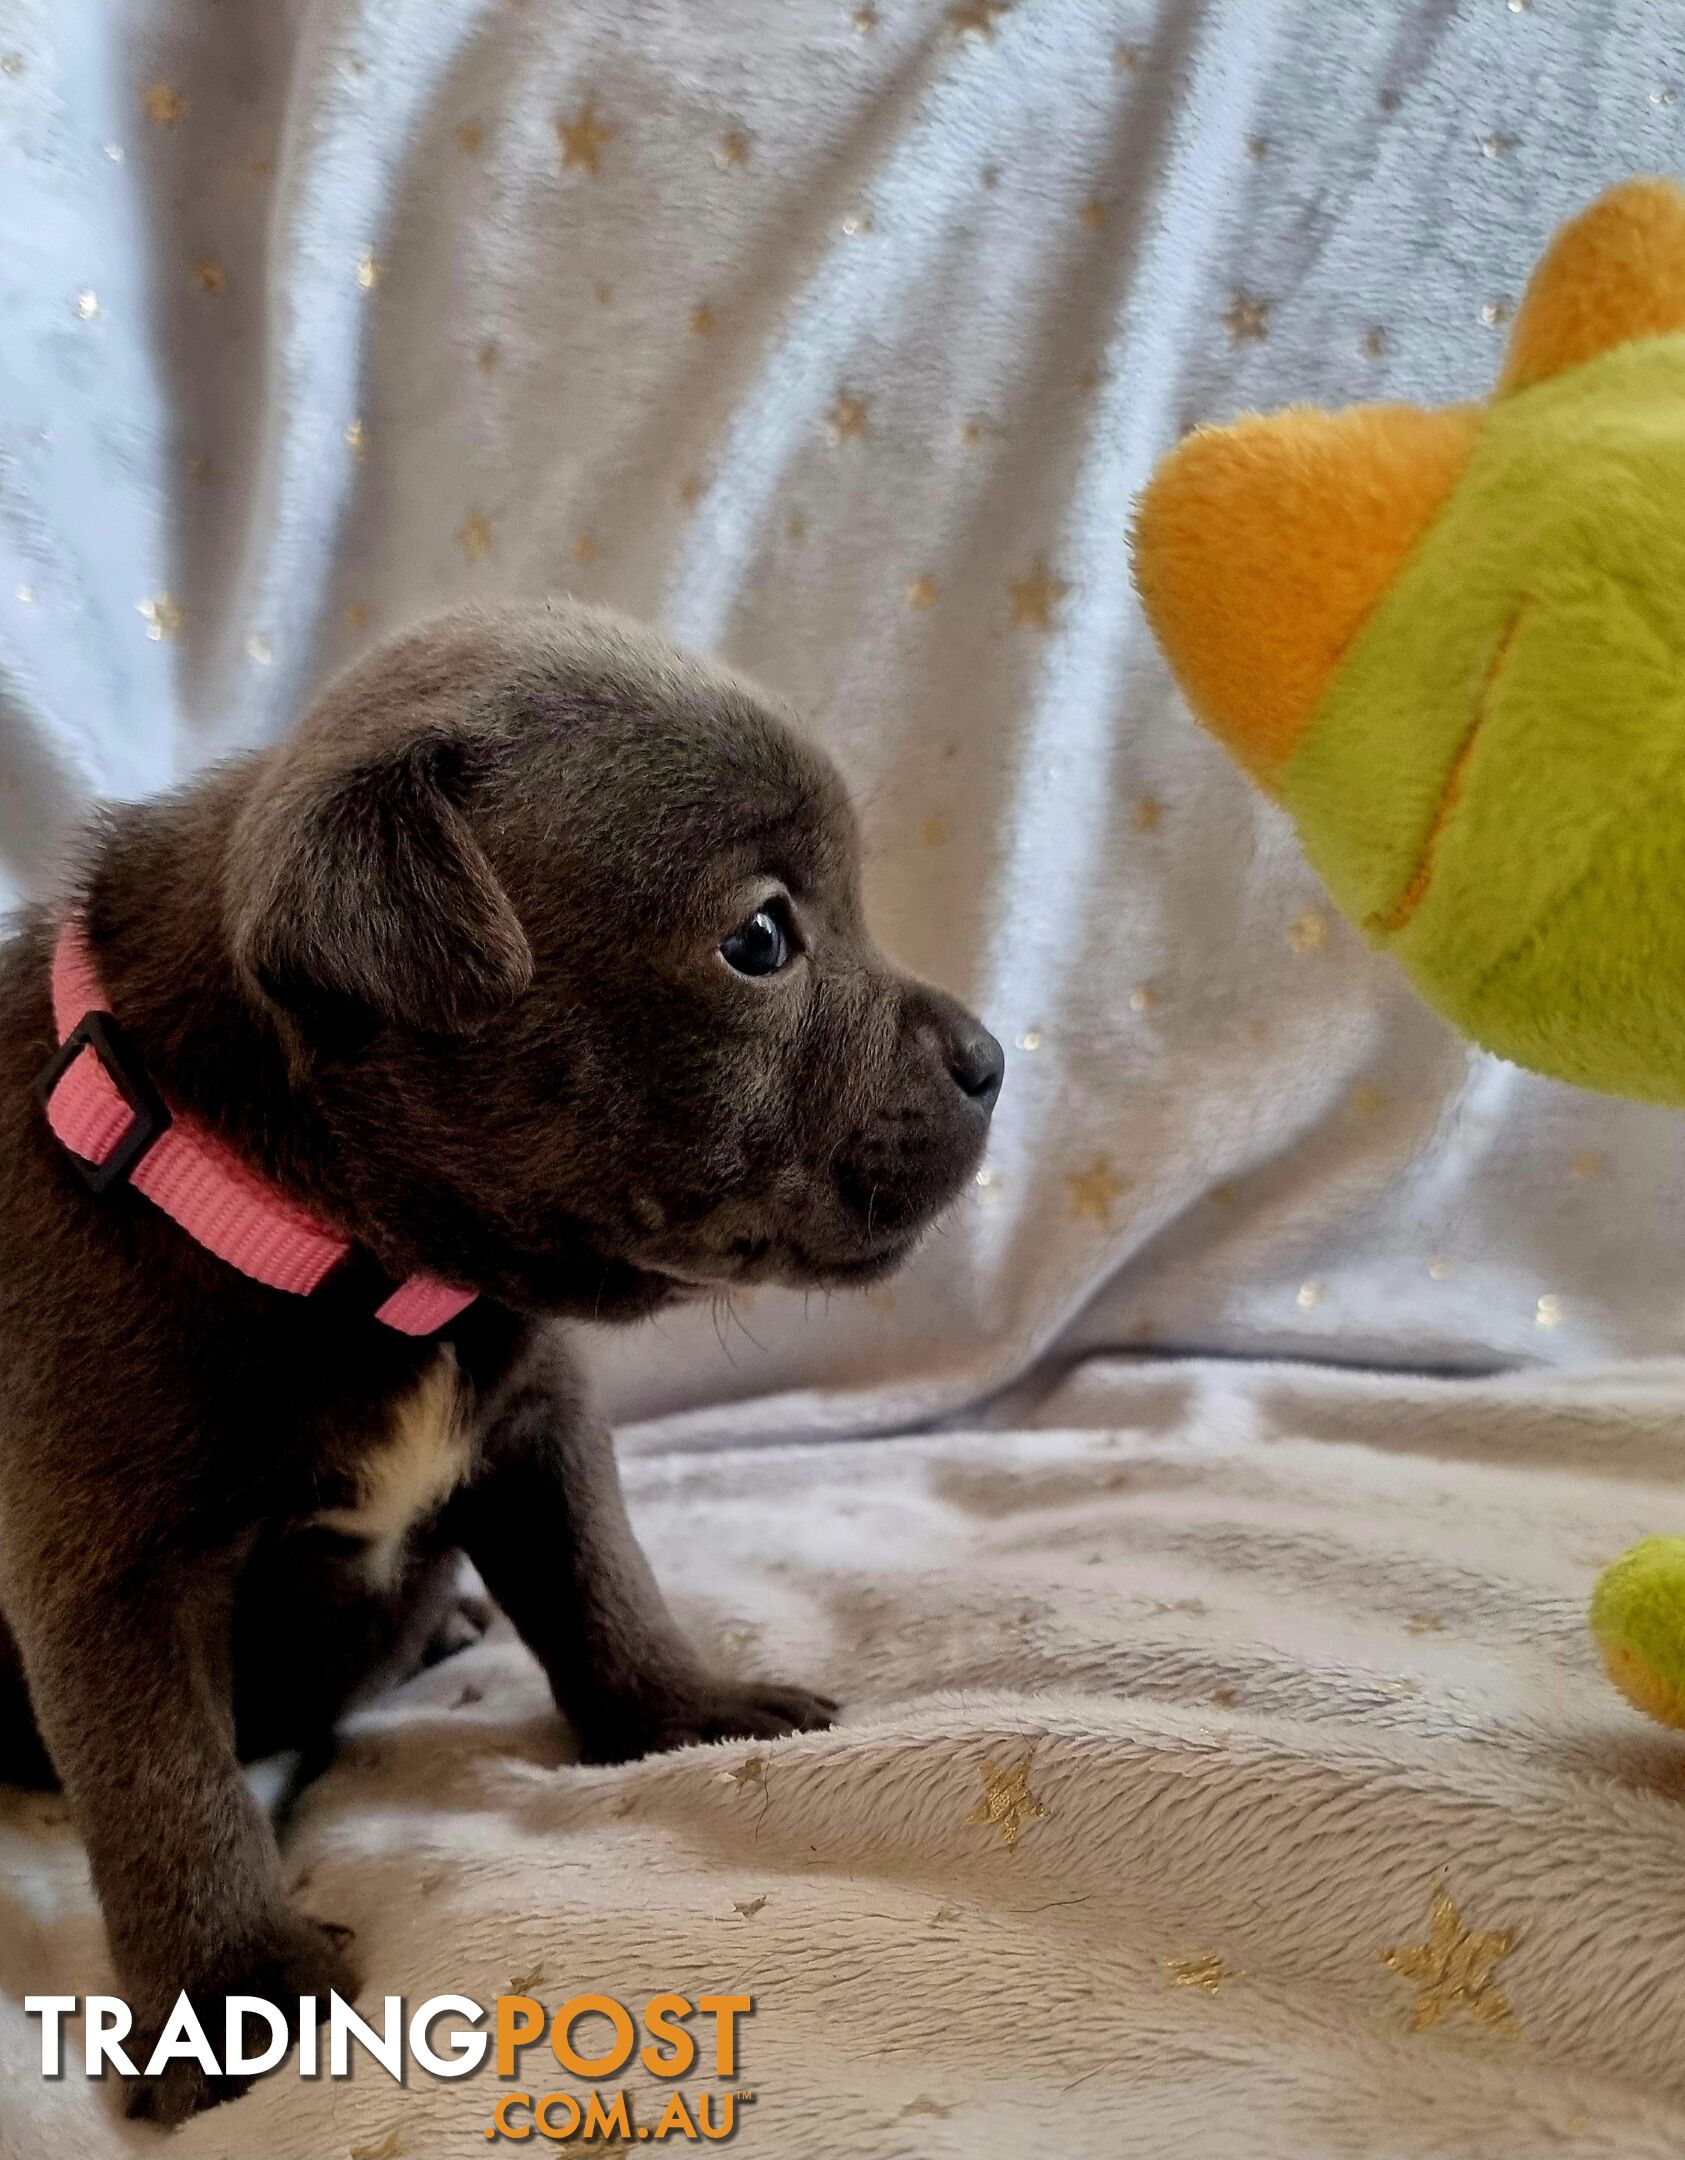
[944,1017,1005,1111]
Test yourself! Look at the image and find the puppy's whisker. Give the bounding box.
[727,1296,770,1356]
[709,1295,739,1370]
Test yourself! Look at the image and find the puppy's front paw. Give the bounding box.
[578,1677,838,1764]
[123,1913,360,2126]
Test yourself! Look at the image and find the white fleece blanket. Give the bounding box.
[3,0,1685,1437]
[6,1354,1685,2158]
[7,4,1685,2157]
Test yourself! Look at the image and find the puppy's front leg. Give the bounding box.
[452,1345,835,1764]
[7,1564,356,2124]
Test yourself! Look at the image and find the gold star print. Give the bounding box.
[349,2133,402,2160]
[919,811,950,847]
[828,388,870,441]
[1006,556,1068,631]
[1536,1294,1563,1329]
[143,81,186,126]
[246,634,272,665]
[76,290,100,321]
[344,602,368,630]
[733,1895,768,1918]
[1114,41,1142,70]
[1380,1887,1519,2033]
[1129,983,1161,1013]
[1362,326,1389,359]
[1296,1281,1322,1308]
[344,417,366,456]
[852,3,880,29]
[1570,1150,1608,1181]
[476,338,500,371]
[906,575,938,611]
[902,2097,954,2120]
[457,510,494,562]
[1288,909,1327,952]
[357,253,382,290]
[558,95,614,177]
[959,415,989,446]
[137,593,184,642]
[726,1754,766,1791]
[191,260,225,293]
[456,120,485,155]
[786,511,808,542]
[1134,796,1163,832]
[1223,293,1270,343]
[949,0,1011,38]
[1349,1082,1388,1117]
[1405,1613,1445,1635]
[678,472,704,506]
[690,300,718,336]
[1077,360,1108,396]
[571,533,598,564]
[1480,297,1514,328]
[965,1753,1046,1850]
[1066,1156,1129,1227]
[1,54,23,77]
[1427,1257,1453,1280]
[508,1965,545,1994]
[1079,198,1108,231]
[1247,134,1271,161]
[715,128,751,167]
[1166,1952,1237,1994]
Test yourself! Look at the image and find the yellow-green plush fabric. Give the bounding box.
[1590,1536,1685,1728]
[1281,332,1685,1103]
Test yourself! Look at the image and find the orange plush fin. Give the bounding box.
[1501,176,1685,394]
[1131,403,1478,790]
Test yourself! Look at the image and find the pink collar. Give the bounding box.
[37,917,475,1337]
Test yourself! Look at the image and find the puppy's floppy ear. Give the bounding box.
[228,731,533,1035]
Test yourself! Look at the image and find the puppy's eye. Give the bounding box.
[720,905,792,978]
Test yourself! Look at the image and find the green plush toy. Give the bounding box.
[1131,177,1685,1728]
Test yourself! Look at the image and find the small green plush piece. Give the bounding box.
[1590,1538,1685,1729]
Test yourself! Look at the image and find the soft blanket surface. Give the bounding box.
[6,4,1685,2157]
[6,1356,1685,2157]
[3,0,1685,1437]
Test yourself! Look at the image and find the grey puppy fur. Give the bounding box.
[0,601,1002,2124]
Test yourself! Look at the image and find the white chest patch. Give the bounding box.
[317,1347,474,1587]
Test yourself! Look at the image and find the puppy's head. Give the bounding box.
[227,603,1002,1319]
